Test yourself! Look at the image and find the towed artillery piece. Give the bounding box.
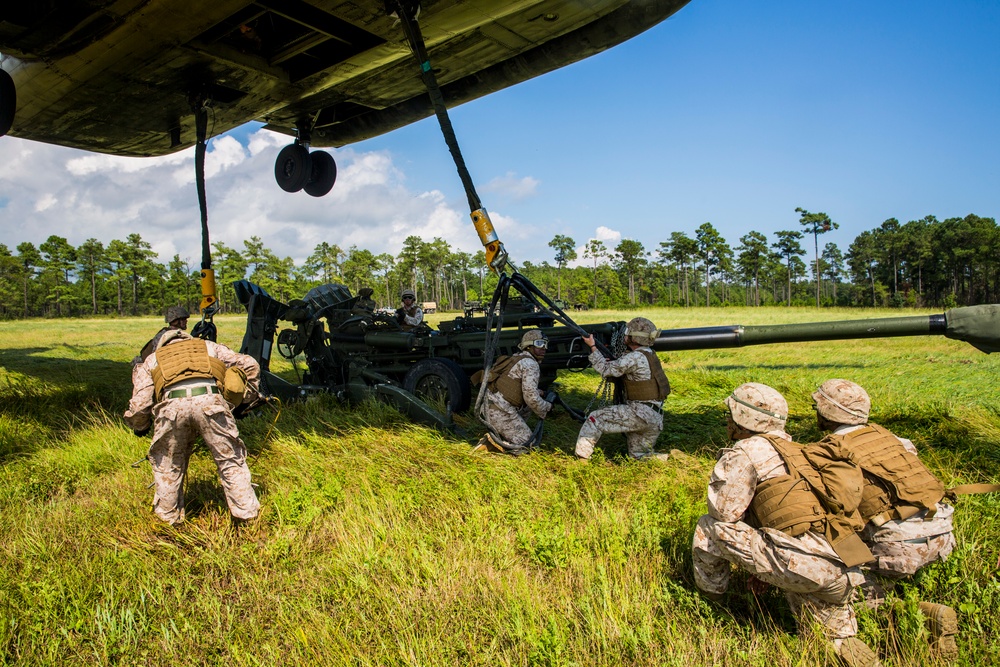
[234,280,620,429]
[234,278,999,429]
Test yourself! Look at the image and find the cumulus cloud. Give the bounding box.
[0,128,491,267]
[482,171,539,200]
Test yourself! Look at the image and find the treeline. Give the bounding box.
[0,211,996,319]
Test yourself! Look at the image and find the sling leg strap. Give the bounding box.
[946,483,1000,496]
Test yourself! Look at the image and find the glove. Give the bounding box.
[133,427,150,437]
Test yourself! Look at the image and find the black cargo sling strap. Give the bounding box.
[190,100,219,342]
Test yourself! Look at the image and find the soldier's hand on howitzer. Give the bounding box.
[580,333,596,349]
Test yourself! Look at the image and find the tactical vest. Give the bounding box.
[623,350,670,402]
[151,338,226,399]
[487,354,528,407]
[826,423,945,527]
[749,434,874,567]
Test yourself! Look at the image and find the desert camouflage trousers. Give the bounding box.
[862,505,955,578]
[693,515,863,639]
[575,401,663,459]
[484,394,534,449]
[148,391,260,524]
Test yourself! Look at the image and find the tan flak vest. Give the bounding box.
[749,434,874,568]
[622,350,670,402]
[487,353,530,408]
[151,338,226,400]
[824,423,946,527]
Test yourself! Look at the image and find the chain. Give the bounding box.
[583,323,627,414]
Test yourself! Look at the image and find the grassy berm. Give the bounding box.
[1,308,998,666]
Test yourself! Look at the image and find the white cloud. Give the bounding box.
[34,193,57,212]
[482,171,539,200]
[594,226,621,243]
[0,129,482,267]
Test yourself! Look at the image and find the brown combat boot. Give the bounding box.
[836,637,883,667]
[918,602,959,662]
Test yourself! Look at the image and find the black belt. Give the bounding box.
[164,386,220,400]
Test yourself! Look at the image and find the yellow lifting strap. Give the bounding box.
[199,268,218,314]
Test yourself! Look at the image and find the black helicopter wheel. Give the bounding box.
[304,150,337,197]
[0,69,15,137]
[274,144,312,193]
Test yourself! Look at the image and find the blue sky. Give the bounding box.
[1,0,997,269]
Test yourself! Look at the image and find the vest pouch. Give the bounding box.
[802,442,865,515]
[222,366,248,406]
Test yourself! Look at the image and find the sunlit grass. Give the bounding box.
[1,309,998,665]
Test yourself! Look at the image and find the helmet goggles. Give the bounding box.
[529,338,549,349]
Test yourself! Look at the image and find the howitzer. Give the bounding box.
[235,280,999,431]
[234,280,622,431]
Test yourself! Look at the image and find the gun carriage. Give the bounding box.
[235,279,999,429]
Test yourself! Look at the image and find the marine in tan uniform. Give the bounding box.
[396,289,423,329]
[124,330,262,525]
[692,383,881,667]
[814,379,957,660]
[575,317,670,460]
[479,329,552,454]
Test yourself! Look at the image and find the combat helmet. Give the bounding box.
[164,305,190,324]
[812,379,870,426]
[518,329,548,350]
[625,317,659,345]
[725,382,788,433]
[401,289,416,300]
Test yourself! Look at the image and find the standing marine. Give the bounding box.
[692,382,881,667]
[813,379,958,660]
[477,329,553,454]
[574,317,670,461]
[124,329,261,526]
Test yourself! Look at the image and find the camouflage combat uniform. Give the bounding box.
[124,332,261,525]
[834,424,955,577]
[574,346,664,459]
[485,352,552,448]
[692,429,865,641]
[398,304,423,328]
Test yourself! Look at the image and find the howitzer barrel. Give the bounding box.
[652,305,1000,354]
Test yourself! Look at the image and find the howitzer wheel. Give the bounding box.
[403,358,471,414]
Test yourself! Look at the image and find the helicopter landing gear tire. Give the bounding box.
[404,358,471,414]
[274,144,312,193]
[304,150,337,197]
[0,69,15,137]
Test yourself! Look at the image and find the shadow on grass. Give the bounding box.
[0,347,136,460]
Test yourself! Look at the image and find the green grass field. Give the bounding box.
[1,308,998,666]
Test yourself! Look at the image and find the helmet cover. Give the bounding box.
[812,379,871,425]
[725,382,788,433]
